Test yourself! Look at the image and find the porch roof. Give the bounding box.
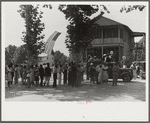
[91,44,124,47]
[131,32,145,37]
[93,15,145,38]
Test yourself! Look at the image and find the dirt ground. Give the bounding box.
[5,78,146,102]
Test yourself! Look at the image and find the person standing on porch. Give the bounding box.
[102,54,107,63]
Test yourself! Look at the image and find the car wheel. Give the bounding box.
[122,74,130,82]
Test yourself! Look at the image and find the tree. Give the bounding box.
[5,45,17,65]
[18,5,45,65]
[54,50,67,66]
[13,44,28,64]
[59,5,101,52]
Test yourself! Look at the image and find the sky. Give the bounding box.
[2,2,148,56]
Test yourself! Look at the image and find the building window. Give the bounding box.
[103,28,118,38]
[112,28,118,38]
[120,28,123,39]
[103,29,107,38]
[94,29,101,39]
[107,29,113,38]
[99,29,102,38]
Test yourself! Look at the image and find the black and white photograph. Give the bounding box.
[2,1,149,121]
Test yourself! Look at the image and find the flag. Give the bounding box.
[44,31,61,55]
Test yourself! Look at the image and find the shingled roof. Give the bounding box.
[93,15,145,37]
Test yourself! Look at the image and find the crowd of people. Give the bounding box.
[5,52,145,89]
[86,52,145,86]
[5,62,84,88]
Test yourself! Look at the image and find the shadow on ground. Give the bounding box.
[5,80,146,102]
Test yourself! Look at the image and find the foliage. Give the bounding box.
[18,5,46,63]
[53,50,67,66]
[43,4,52,9]
[13,45,28,64]
[58,5,107,53]
[5,44,30,65]
[5,45,17,65]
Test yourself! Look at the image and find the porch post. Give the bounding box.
[102,46,103,57]
[118,27,121,63]
[119,44,120,62]
[102,28,103,57]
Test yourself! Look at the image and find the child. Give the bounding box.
[112,63,119,86]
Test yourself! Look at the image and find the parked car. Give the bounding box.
[118,68,133,82]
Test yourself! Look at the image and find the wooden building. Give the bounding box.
[37,53,54,66]
[133,35,146,61]
[86,16,145,63]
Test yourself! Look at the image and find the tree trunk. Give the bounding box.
[74,52,81,64]
[26,49,34,70]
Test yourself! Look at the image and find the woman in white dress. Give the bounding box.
[98,64,103,85]
[102,63,108,84]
